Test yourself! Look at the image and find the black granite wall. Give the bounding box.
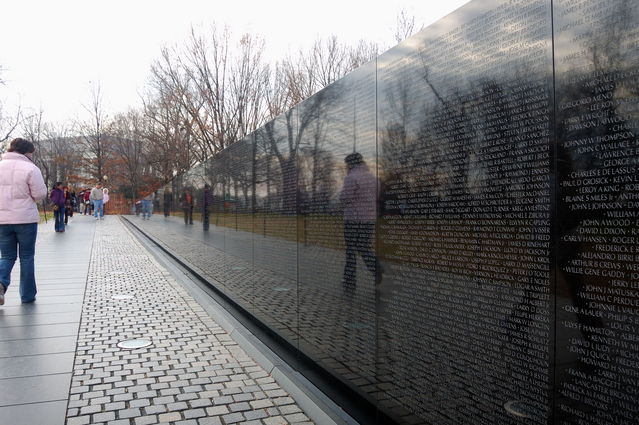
[151,1,639,423]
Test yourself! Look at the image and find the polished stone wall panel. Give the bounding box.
[150,1,639,424]
[554,1,639,424]
[377,1,554,423]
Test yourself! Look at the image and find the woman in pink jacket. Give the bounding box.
[0,138,48,305]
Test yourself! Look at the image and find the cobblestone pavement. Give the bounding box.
[66,218,314,425]
[129,217,378,389]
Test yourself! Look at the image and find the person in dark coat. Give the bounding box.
[49,182,66,232]
[63,186,75,225]
[202,184,212,231]
[163,190,173,217]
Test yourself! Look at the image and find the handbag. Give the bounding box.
[52,204,59,211]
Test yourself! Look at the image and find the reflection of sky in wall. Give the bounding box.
[554,2,639,75]
[376,0,553,143]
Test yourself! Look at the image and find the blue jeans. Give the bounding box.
[141,200,152,218]
[93,199,103,218]
[0,223,38,302]
[54,206,65,231]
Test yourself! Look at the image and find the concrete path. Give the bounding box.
[0,213,95,425]
[0,215,320,425]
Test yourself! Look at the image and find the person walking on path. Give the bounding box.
[83,188,91,215]
[50,182,66,232]
[78,189,85,214]
[0,138,48,305]
[90,182,104,220]
[63,186,75,225]
[141,192,155,220]
[101,187,109,218]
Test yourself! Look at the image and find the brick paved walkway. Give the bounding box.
[22,216,315,425]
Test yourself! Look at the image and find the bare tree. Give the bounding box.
[393,10,422,43]
[140,92,191,183]
[149,26,269,164]
[229,33,270,136]
[0,106,21,146]
[110,110,147,199]
[348,40,379,69]
[266,36,378,121]
[78,82,111,182]
[47,125,83,187]
[0,68,21,146]
[23,110,79,188]
[22,109,49,183]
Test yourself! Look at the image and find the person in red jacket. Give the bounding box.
[83,188,92,215]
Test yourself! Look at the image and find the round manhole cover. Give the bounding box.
[117,339,153,349]
[111,294,134,300]
[272,287,290,292]
[504,400,536,419]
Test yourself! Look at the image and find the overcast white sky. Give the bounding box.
[0,0,469,124]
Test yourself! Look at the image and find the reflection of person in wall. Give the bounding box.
[202,184,212,231]
[141,192,154,220]
[163,190,172,217]
[339,152,380,290]
[181,188,194,225]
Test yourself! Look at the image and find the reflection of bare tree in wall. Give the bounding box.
[299,146,335,213]
[228,143,254,209]
[260,87,342,213]
[253,131,274,210]
[296,92,341,213]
